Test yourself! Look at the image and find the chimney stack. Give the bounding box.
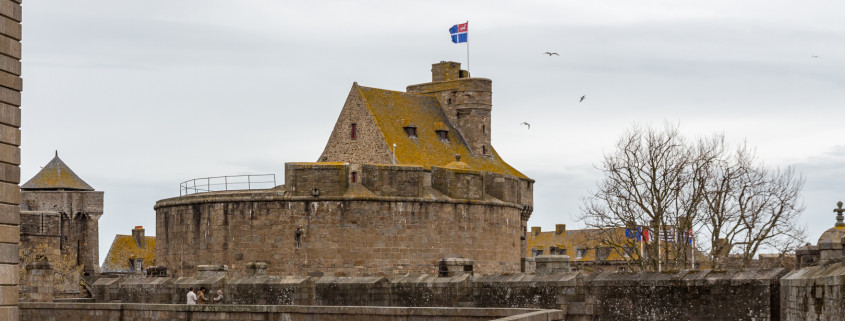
[132,226,145,249]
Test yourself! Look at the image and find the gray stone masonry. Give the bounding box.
[535,255,571,274]
[88,267,788,321]
[22,261,53,302]
[20,302,565,321]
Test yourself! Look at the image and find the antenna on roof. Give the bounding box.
[55,150,58,157]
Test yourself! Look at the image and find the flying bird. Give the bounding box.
[520,122,531,129]
[579,95,586,102]
[811,55,820,58]
[543,52,559,56]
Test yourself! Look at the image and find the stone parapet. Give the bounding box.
[20,302,563,321]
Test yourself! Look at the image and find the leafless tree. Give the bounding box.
[581,124,806,271]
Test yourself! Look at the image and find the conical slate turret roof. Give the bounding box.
[21,152,94,191]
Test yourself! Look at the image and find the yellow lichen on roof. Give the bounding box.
[357,86,527,179]
[101,235,156,272]
[527,228,632,262]
[21,153,95,191]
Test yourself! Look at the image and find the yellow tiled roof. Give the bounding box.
[527,228,631,262]
[101,235,156,272]
[21,153,94,191]
[357,86,527,179]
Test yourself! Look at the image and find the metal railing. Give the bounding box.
[179,174,277,196]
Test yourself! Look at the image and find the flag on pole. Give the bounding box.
[449,22,468,43]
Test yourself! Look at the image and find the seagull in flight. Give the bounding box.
[520,122,531,129]
[579,95,586,102]
[543,52,559,56]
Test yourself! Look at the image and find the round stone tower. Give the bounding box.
[407,62,493,157]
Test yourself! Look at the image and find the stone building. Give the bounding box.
[101,226,155,273]
[19,152,103,276]
[155,62,534,277]
[0,1,21,318]
[526,224,706,271]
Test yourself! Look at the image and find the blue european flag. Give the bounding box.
[449,22,468,43]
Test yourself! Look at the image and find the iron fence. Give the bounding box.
[179,174,277,196]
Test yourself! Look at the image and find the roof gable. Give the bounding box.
[21,153,94,191]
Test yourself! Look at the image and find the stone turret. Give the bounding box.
[407,62,493,157]
[20,152,104,276]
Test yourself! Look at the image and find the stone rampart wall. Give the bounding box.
[780,260,845,320]
[155,191,524,278]
[20,302,563,321]
[91,269,785,320]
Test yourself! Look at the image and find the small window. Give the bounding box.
[351,123,357,139]
[482,145,487,154]
[482,125,486,134]
[531,248,544,257]
[404,126,417,138]
[351,171,358,183]
[436,130,448,140]
[558,248,567,255]
[575,248,588,259]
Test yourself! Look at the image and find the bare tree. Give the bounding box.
[700,146,806,268]
[582,124,806,271]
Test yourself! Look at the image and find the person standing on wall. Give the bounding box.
[186,287,197,305]
[197,287,208,304]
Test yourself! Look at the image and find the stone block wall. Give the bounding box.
[780,260,845,320]
[0,0,20,319]
[361,164,424,197]
[155,178,525,277]
[20,190,104,275]
[89,268,786,320]
[285,163,348,197]
[431,166,484,200]
[20,303,564,321]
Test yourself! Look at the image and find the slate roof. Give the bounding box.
[357,85,527,179]
[21,152,94,191]
[101,234,156,273]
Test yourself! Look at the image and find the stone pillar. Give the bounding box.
[196,265,228,278]
[0,1,22,319]
[535,255,571,274]
[23,261,53,302]
[438,258,473,277]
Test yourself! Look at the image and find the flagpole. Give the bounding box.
[658,224,662,272]
[465,20,470,76]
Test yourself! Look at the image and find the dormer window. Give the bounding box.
[436,130,449,141]
[404,125,417,138]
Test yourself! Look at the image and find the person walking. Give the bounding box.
[186,287,197,305]
[197,287,208,304]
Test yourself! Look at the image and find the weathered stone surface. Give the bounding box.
[20,302,562,321]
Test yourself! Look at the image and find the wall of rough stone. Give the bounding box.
[20,303,564,321]
[780,260,845,320]
[20,190,104,275]
[90,268,785,320]
[0,1,20,319]
[155,163,526,278]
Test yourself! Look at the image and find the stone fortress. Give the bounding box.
[154,62,534,278]
[13,60,845,321]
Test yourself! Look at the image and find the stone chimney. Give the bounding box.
[555,224,566,235]
[531,226,542,236]
[132,226,145,249]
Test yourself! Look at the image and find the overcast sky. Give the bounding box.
[19,1,845,264]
